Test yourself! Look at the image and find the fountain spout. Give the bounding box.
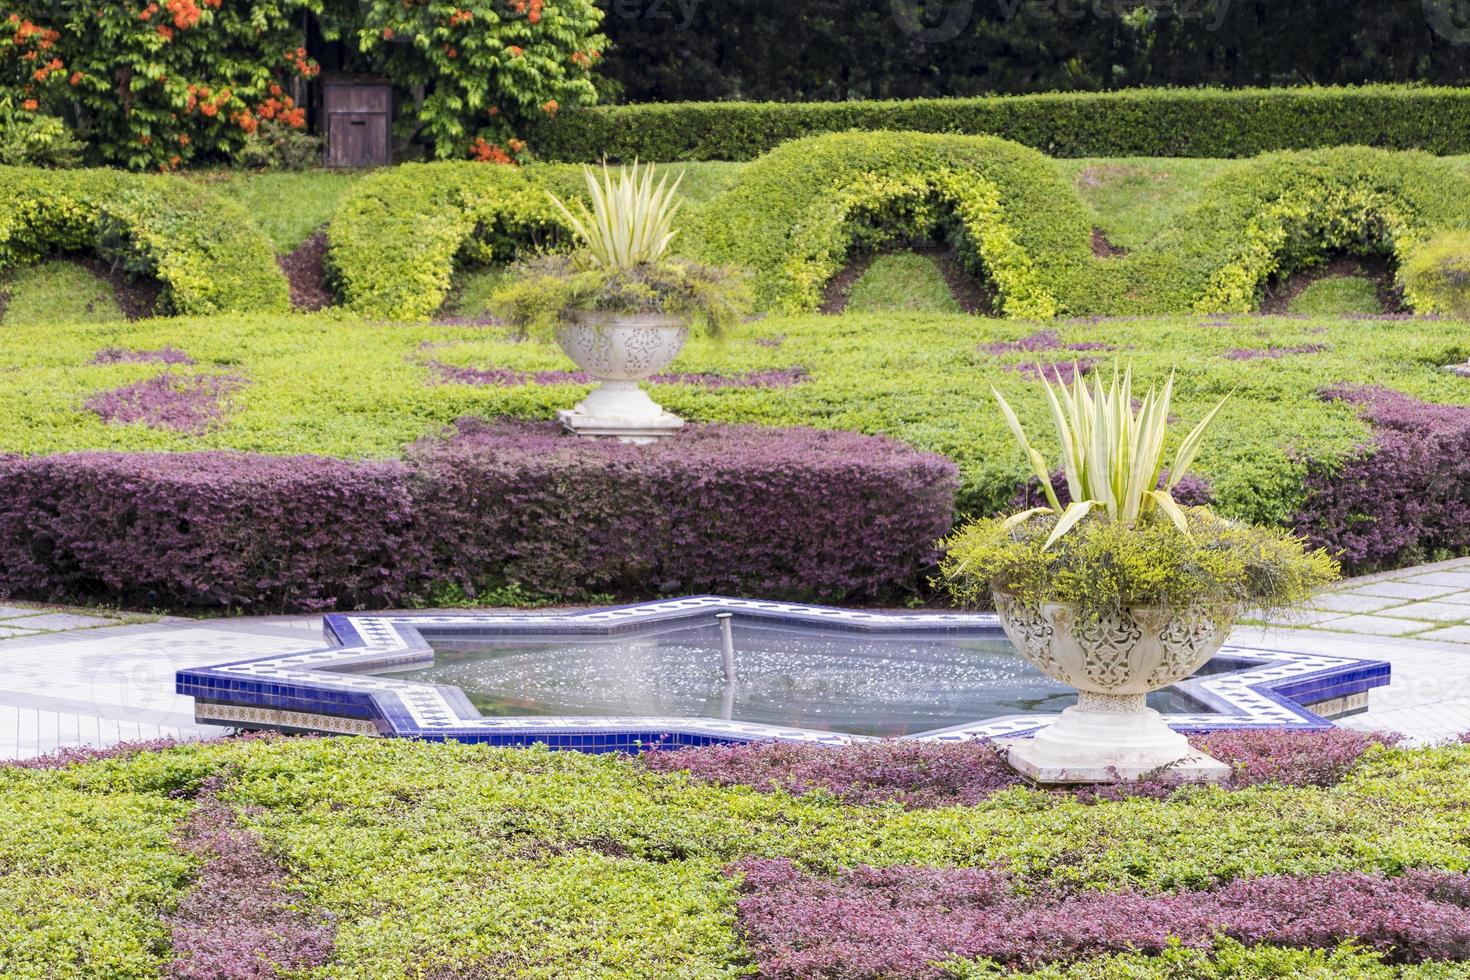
[716,613,736,682]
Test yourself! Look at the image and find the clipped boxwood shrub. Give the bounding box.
[1401,231,1470,317]
[529,85,1470,163]
[1150,148,1470,315]
[0,166,289,315]
[685,131,1091,314]
[326,161,572,320]
[0,421,957,610]
[1053,146,1470,316]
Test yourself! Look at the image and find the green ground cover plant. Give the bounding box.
[0,257,120,325]
[1288,276,1384,315]
[5,735,1470,977]
[0,309,1465,530]
[845,253,962,314]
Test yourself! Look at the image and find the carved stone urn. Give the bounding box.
[554,310,689,443]
[993,592,1237,784]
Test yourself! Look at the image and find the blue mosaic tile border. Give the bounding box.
[176,596,1391,751]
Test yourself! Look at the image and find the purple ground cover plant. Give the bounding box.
[754,334,787,348]
[730,859,1470,978]
[1222,344,1328,360]
[165,775,334,980]
[1295,386,1470,572]
[92,346,196,366]
[641,728,1392,808]
[1010,359,1099,384]
[977,330,1113,356]
[85,373,244,434]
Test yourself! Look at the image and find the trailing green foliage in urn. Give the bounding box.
[941,508,1339,625]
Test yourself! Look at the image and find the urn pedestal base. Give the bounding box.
[557,380,684,444]
[1000,692,1231,785]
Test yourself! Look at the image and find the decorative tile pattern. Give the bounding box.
[176,596,1391,751]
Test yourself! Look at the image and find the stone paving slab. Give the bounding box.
[0,621,324,759]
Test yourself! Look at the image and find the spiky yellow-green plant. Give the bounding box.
[547,162,683,270]
[996,364,1230,549]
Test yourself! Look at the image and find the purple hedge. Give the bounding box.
[1295,386,1470,572]
[731,859,1470,977]
[408,419,957,602]
[0,420,956,611]
[0,451,421,611]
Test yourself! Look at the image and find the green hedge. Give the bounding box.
[1066,147,1470,316]
[529,85,1470,163]
[0,167,289,316]
[683,136,1470,317]
[327,161,572,320]
[684,132,1092,314]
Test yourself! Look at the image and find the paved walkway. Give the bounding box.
[5,559,1470,758]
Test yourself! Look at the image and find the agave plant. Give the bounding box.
[547,161,684,270]
[996,364,1230,549]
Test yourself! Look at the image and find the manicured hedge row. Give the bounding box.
[326,162,571,320]
[529,85,1470,163]
[0,451,420,611]
[0,167,289,315]
[0,421,957,611]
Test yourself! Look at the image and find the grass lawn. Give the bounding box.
[1056,157,1233,250]
[3,309,1468,524]
[189,168,367,253]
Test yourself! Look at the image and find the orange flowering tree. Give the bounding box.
[0,0,318,169]
[331,0,604,162]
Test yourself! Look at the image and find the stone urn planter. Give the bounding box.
[994,593,1237,783]
[554,310,690,443]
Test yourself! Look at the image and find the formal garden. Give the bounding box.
[6,0,1470,975]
